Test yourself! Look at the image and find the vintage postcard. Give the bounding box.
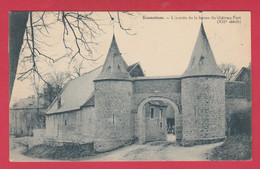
[9,11,251,161]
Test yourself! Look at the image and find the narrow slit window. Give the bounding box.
[113,114,115,125]
[160,109,163,118]
[194,106,197,116]
[150,107,154,119]
[160,122,163,129]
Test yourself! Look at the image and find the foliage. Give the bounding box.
[229,110,251,136]
[209,134,252,160]
[226,107,251,137]
[210,107,252,160]
[42,71,70,108]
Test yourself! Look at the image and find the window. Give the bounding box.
[65,120,67,126]
[160,109,163,118]
[150,107,154,119]
[113,114,115,125]
[58,97,61,108]
[160,122,163,130]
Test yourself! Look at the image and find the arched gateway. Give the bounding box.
[136,97,182,144]
[45,22,227,152]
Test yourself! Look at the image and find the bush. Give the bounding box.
[209,134,252,160]
[226,107,251,137]
[210,107,252,160]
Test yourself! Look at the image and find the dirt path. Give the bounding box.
[77,141,223,161]
[10,141,223,161]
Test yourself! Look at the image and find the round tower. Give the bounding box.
[93,35,134,152]
[181,23,226,145]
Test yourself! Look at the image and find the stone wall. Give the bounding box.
[134,98,181,144]
[225,81,250,119]
[132,79,181,112]
[225,81,245,99]
[9,108,45,136]
[45,110,84,143]
[94,80,134,152]
[144,103,167,142]
[132,78,182,143]
[81,107,95,143]
[181,77,226,145]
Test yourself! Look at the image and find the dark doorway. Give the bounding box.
[167,118,175,134]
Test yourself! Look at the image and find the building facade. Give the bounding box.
[45,23,248,152]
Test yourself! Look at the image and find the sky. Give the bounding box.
[10,11,251,105]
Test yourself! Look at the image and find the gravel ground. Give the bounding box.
[10,135,223,162]
[77,141,223,161]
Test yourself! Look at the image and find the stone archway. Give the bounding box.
[136,97,181,144]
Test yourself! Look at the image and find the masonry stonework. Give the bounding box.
[181,77,226,145]
[94,80,134,152]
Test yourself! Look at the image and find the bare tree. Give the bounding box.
[219,63,239,81]
[9,11,137,101]
[43,71,71,107]
[66,59,85,80]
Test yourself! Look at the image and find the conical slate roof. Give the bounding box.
[182,23,224,77]
[95,34,131,81]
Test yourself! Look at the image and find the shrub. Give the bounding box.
[209,134,252,160]
[226,107,251,137]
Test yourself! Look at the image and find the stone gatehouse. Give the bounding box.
[45,22,247,152]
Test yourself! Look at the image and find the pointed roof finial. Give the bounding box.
[108,12,115,35]
[112,16,115,34]
[199,11,203,23]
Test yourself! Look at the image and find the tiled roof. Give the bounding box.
[45,66,102,114]
[127,62,145,77]
[46,63,143,115]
